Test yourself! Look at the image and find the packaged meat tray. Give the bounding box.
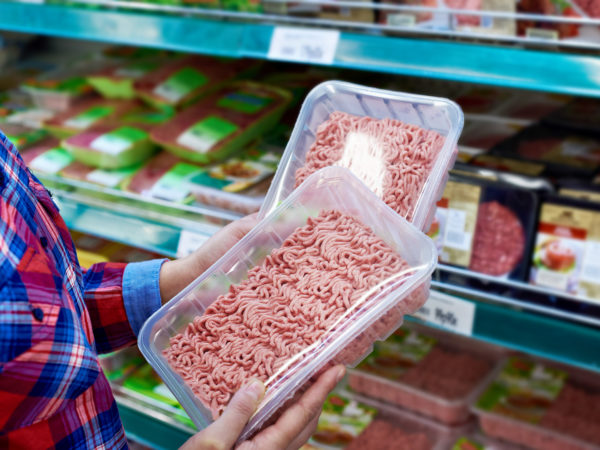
[20,137,76,175]
[87,58,165,100]
[43,99,140,139]
[529,195,600,300]
[348,323,501,425]
[61,161,143,190]
[258,81,464,232]
[138,166,436,440]
[2,123,48,150]
[346,393,471,450]
[428,172,538,280]
[22,72,93,112]
[62,123,158,169]
[150,81,291,164]
[489,124,600,179]
[473,356,600,450]
[133,55,250,110]
[124,144,278,213]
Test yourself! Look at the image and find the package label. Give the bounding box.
[435,181,481,267]
[86,165,140,188]
[153,67,208,103]
[530,203,597,296]
[387,13,417,27]
[559,188,600,204]
[150,162,200,203]
[476,357,566,424]
[357,328,436,379]
[90,126,148,156]
[579,216,600,299]
[29,76,88,94]
[217,91,273,114]
[177,116,238,153]
[123,108,174,125]
[305,392,376,448]
[29,148,74,174]
[452,437,485,450]
[526,28,559,41]
[64,105,115,130]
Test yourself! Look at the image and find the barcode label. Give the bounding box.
[443,209,472,251]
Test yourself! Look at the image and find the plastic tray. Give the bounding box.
[150,81,291,164]
[348,322,503,425]
[258,81,463,231]
[349,393,472,450]
[138,166,436,441]
[473,356,600,450]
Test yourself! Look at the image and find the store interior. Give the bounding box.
[1,1,599,449]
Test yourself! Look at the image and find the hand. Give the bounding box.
[159,214,258,303]
[181,365,345,450]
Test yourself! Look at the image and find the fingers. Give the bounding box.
[181,379,265,450]
[252,365,345,450]
[285,413,320,450]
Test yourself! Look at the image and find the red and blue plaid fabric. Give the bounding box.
[0,131,133,449]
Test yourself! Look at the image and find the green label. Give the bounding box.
[64,105,115,130]
[217,90,273,114]
[153,67,208,103]
[6,128,46,149]
[476,357,567,424]
[150,162,200,202]
[123,108,174,125]
[90,126,148,155]
[30,148,75,174]
[176,116,238,153]
[309,393,376,447]
[357,328,436,379]
[114,60,159,79]
[452,437,485,450]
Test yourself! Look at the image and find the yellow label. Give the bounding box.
[474,154,545,176]
[559,188,600,204]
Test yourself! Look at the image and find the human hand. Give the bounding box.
[181,365,345,450]
[159,214,258,303]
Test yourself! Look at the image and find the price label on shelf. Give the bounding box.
[176,230,209,258]
[268,27,340,65]
[411,291,476,336]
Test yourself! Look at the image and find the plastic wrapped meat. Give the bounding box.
[469,201,526,276]
[346,419,432,450]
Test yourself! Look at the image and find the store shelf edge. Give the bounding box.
[2,2,600,97]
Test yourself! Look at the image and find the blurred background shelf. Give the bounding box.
[1,2,600,97]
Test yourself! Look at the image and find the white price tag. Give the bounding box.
[268,27,340,65]
[411,291,476,336]
[176,230,209,258]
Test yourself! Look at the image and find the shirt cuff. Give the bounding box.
[123,259,168,336]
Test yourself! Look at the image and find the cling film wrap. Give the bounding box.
[138,167,436,441]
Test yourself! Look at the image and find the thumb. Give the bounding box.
[182,379,265,450]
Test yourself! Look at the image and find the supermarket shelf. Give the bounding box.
[2,2,600,97]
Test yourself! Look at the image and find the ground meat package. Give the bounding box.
[258,81,464,232]
[473,356,600,450]
[489,124,600,179]
[133,55,251,110]
[150,81,291,164]
[348,323,502,425]
[124,146,278,214]
[138,166,437,440]
[428,171,539,280]
[529,195,600,300]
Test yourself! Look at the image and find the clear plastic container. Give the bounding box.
[138,166,436,441]
[258,81,464,231]
[472,356,600,450]
[348,322,503,425]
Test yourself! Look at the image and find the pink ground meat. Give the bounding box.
[469,201,525,276]
[165,210,420,419]
[481,384,600,450]
[349,346,492,425]
[346,419,432,450]
[295,112,445,222]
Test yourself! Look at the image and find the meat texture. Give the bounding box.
[349,346,492,425]
[295,111,445,222]
[346,419,432,450]
[469,201,525,276]
[165,210,420,419]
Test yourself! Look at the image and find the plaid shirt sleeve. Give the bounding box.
[83,259,165,354]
